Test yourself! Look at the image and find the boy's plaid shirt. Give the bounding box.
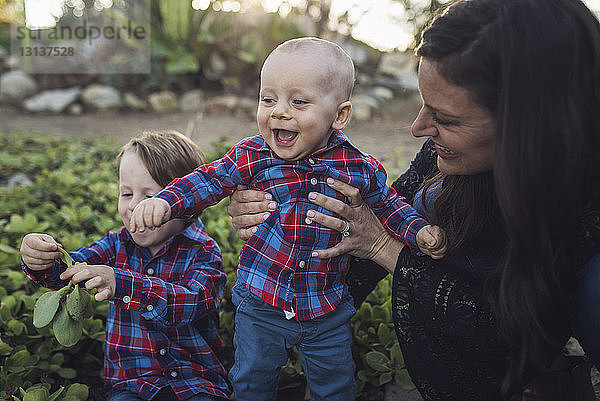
[22,220,229,400]
[157,131,429,321]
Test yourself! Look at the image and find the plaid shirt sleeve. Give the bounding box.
[22,232,118,289]
[156,145,246,219]
[362,155,429,249]
[112,239,225,326]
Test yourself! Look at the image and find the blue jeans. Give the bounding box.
[229,282,356,401]
[107,387,223,401]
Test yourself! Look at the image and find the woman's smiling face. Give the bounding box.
[411,59,496,176]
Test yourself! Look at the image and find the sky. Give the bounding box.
[23,0,600,52]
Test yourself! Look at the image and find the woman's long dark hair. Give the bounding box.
[417,0,600,393]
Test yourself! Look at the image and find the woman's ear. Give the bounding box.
[332,101,352,130]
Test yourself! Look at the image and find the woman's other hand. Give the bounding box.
[307,178,404,273]
[228,185,277,240]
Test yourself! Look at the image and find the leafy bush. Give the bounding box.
[0,133,412,400]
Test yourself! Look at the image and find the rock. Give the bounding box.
[23,87,81,113]
[81,85,122,110]
[372,86,395,101]
[2,173,33,187]
[180,89,205,112]
[351,93,381,121]
[236,96,257,119]
[385,383,423,401]
[205,94,239,115]
[123,92,148,110]
[4,54,21,70]
[377,52,419,91]
[67,103,83,115]
[148,91,178,113]
[378,52,417,77]
[0,70,38,104]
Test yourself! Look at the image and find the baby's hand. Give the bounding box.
[416,225,447,259]
[129,198,171,233]
[20,233,64,271]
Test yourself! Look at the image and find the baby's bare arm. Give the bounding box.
[129,198,171,233]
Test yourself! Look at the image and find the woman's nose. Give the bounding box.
[411,107,438,138]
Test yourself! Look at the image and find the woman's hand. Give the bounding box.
[228,185,277,240]
[307,178,404,273]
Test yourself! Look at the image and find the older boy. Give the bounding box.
[20,131,230,401]
[130,38,446,400]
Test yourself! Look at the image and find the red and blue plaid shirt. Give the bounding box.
[22,219,229,400]
[157,131,428,321]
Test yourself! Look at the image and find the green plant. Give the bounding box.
[32,249,93,348]
[0,133,414,400]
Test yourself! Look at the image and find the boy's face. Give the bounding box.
[118,151,185,256]
[257,49,349,161]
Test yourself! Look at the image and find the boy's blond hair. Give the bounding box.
[117,130,206,188]
[268,37,355,102]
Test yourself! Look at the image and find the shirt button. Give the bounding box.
[305,217,312,224]
[298,260,306,269]
[122,296,131,303]
[170,371,178,378]
[159,348,167,356]
[308,158,315,164]
[310,177,318,185]
[147,268,154,275]
[146,304,154,311]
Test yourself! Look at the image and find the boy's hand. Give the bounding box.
[60,264,116,301]
[129,198,171,233]
[20,233,63,271]
[416,225,447,259]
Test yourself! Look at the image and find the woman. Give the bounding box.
[227,0,600,399]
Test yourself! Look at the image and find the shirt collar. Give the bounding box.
[121,218,207,255]
[245,130,355,158]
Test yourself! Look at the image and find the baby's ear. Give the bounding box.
[332,101,352,130]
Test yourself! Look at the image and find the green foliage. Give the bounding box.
[0,133,414,399]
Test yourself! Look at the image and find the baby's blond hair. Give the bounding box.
[268,37,355,102]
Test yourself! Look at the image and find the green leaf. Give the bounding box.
[64,384,88,401]
[395,368,416,390]
[364,351,391,373]
[57,368,77,379]
[33,288,66,328]
[0,339,13,355]
[390,342,404,367]
[47,387,65,401]
[52,306,82,347]
[379,371,393,386]
[57,247,73,268]
[65,286,81,321]
[22,387,49,401]
[6,349,30,373]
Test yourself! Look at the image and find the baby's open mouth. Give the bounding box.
[274,129,298,143]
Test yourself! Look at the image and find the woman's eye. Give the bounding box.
[145,194,155,199]
[261,97,275,104]
[120,193,132,197]
[292,99,308,106]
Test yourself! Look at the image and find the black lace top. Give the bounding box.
[346,139,600,401]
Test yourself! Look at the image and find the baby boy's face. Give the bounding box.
[257,49,344,161]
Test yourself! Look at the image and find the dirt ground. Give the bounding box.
[0,95,426,178]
